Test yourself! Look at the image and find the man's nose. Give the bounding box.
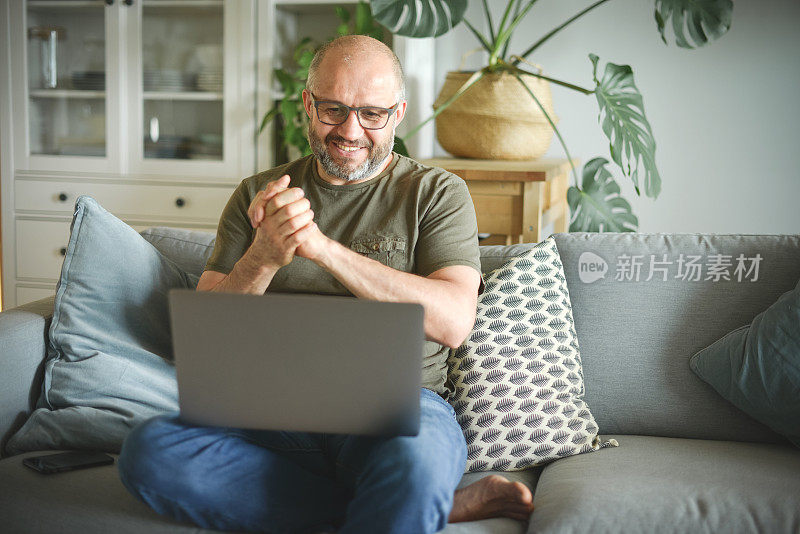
[336,109,365,139]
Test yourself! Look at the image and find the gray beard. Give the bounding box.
[308,125,395,183]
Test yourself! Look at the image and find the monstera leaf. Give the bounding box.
[568,158,638,233]
[655,0,733,48]
[393,136,410,157]
[371,0,467,37]
[590,54,660,200]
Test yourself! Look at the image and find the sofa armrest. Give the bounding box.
[0,296,55,458]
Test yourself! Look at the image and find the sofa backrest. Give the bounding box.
[551,233,799,444]
[143,228,800,444]
[141,228,216,276]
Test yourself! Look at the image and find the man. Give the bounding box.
[118,35,533,532]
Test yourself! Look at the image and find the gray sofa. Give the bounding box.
[1,229,799,534]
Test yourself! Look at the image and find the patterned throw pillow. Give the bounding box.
[448,237,616,472]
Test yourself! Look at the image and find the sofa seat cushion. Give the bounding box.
[0,451,215,534]
[529,435,800,534]
[0,450,541,534]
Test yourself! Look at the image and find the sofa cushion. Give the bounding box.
[528,434,800,534]
[0,297,54,457]
[553,232,800,443]
[0,451,203,533]
[5,197,197,455]
[690,276,800,447]
[0,450,536,534]
[479,243,538,274]
[449,238,614,472]
[140,227,216,278]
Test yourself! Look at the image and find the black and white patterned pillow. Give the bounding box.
[448,237,616,472]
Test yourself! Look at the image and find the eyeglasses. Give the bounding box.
[311,93,399,130]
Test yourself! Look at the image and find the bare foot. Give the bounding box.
[448,474,534,523]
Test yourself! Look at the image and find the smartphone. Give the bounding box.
[22,451,115,474]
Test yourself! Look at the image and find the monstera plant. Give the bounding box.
[370,0,734,232]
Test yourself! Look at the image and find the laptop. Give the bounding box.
[168,289,424,436]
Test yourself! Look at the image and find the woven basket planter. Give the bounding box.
[433,71,558,160]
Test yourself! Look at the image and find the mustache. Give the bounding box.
[326,134,372,149]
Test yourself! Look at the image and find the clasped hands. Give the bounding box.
[247,175,329,269]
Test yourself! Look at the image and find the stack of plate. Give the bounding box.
[189,133,223,159]
[71,71,105,90]
[144,69,192,92]
[143,135,191,159]
[197,68,223,92]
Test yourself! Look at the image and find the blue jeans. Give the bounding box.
[118,388,467,533]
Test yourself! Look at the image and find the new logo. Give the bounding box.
[578,252,608,284]
[577,251,762,283]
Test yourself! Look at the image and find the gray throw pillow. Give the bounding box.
[690,277,800,448]
[5,196,197,455]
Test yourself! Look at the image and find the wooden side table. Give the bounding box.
[422,158,573,245]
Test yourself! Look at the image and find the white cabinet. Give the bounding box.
[14,178,235,223]
[15,219,72,281]
[16,286,57,305]
[8,0,256,178]
[1,0,254,307]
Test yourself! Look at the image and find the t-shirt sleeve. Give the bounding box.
[204,179,254,275]
[415,173,483,286]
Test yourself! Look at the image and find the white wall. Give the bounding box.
[431,0,800,234]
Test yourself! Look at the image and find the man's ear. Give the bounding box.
[394,101,408,126]
[301,89,313,119]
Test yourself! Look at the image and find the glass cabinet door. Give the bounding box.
[26,0,108,159]
[139,1,224,163]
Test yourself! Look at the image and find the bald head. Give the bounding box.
[306,35,406,102]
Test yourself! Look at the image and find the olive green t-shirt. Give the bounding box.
[205,153,481,397]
